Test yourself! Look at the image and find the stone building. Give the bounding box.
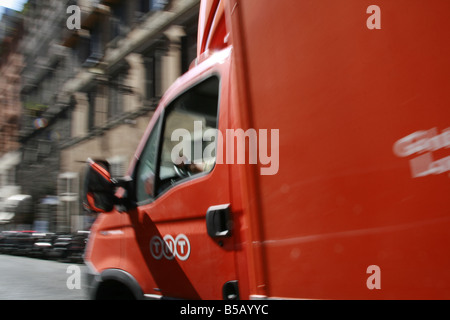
[57,0,199,231]
[18,0,74,232]
[17,0,200,232]
[0,9,25,229]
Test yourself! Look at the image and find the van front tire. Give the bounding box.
[86,268,144,300]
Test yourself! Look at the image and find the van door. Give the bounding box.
[128,59,237,299]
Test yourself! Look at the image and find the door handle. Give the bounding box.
[206,204,232,238]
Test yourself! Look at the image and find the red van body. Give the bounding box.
[84,0,450,299]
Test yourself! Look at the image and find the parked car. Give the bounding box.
[31,233,57,259]
[0,232,6,254]
[50,231,89,263]
[67,231,90,263]
[0,231,36,255]
[0,231,17,254]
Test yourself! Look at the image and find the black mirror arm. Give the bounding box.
[113,176,137,212]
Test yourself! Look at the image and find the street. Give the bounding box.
[0,254,87,300]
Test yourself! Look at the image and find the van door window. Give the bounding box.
[135,76,220,203]
[157,76,220,196]
[136,116,161,203]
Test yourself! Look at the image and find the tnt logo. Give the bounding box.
[150,234,191,261]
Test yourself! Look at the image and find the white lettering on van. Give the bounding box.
[393,127,450,178]
[150,234,191,261]
[171,121,280,176]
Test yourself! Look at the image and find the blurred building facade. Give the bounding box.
[18,0,75,232]
[15,0,199,232]
[0,9,25,228]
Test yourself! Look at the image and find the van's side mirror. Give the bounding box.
[83,158,115,213]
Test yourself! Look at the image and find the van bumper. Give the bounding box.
[83,261,145,300]
[84,261,101,300]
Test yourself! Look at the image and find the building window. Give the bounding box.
[37,139,52,159]
[151,0,169,11]
[23,146,37,164]
[7,167,16,186]
[181,27,198,74]
[57,172,80,233]
[143,45,165,102]
[74,33,90,67]
[87,88,96,131]
[137,0,169,14]
[83,26,103,67]
[110,2,131,41]
[108,156,127,179]
[108,73,124,120]
[138,0,151,15]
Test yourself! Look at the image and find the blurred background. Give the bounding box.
[0,0,200,236]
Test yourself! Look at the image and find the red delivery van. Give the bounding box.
[83,0,450,299]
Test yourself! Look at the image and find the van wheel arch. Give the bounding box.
[93,269,144,300]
